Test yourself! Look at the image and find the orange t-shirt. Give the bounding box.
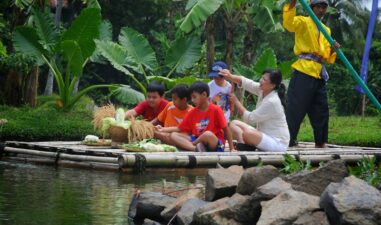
[157,102,193,127]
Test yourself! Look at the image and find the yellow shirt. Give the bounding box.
[283,3,337,79]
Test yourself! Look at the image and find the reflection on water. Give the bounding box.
[0,161,206,225]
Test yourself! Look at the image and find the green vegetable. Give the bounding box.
[115,108,125,124]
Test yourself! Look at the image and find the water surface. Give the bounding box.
[0,161,206,225]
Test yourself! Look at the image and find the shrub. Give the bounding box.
[0,104,98,142]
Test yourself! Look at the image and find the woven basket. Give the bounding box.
[108,125,129,146]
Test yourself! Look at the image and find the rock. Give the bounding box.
[142,218,162,225]
[244,178,293,224]
[236,165,280,195]
[193,197,230,225]
[284,159,348,196]
[256,177,293,199]
[193,194,248,225]
[257,190,320,225]
[160,188,203,221]
[292,211,329,225]
[134,192,176,221]
[205,165,244,201]
[320,176,381,225]
[177,198,208,225]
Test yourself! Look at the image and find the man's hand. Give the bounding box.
[331,40,341,52]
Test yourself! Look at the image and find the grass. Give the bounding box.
[298,116,381,147]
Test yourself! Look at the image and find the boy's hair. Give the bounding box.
[147,82,166,96]
[189,81,209,97]
[171,84,190,100]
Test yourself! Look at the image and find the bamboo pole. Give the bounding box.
[4,147,117,164]
[297,0,381,111]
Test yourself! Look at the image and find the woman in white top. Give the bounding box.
[219,68,290,152]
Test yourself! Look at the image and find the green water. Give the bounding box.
[0,161,206,225]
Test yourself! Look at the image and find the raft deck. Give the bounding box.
[1,141,381,171]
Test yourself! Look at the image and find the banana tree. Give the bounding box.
[180,0,281,67]
[13,7,117,110]
[96,26,202,96]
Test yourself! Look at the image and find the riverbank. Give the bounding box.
[1,105,380,146]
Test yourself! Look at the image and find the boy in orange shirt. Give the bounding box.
[159,81,235,152]
[153,84,193,145]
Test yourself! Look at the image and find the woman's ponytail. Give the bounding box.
[277,83,287,110]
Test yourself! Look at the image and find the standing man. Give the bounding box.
[283,0,340,148]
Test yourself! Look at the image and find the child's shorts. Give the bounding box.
[257,133,287,152]
[191,135,224,152]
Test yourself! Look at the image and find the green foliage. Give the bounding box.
[96,26,202,98]
[0,53,35,75]
[31,8,58,54]
[348,156,381,188]
[109,85,145,106]
[180,0,225,33]
[0,40,7,57]
[233,47,292,80]
[119,27,158,74]
[12,8,116,111]
[247,0,283,33]
[165,35,202,76]
[0,104,96,142]
[281,154,312,174]
[253,48,277,76]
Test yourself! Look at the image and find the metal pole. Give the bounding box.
[297,0,381,111]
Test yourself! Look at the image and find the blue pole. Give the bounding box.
[355,0,378,94]
[298,0,381,111]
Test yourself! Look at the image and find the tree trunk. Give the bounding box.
[23,67,39,107]
[44,70,54,95]
[241,18,254,66]
[205,16,215,73]
[224,22,234,69]
[4,70,23,106]
[44,0,62,96]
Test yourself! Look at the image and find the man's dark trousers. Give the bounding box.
[286,70,329,146]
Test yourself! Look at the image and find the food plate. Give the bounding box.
[81,139,112,146]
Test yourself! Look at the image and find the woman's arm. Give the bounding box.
[228,94,246,116]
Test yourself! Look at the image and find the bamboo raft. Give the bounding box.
[1,141,381,172]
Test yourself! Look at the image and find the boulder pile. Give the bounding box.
[129,160,381,225]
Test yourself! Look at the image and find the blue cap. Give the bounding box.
[208,61,228,78]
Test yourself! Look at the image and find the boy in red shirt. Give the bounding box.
[160,81,235,152]
[125,82,168,121]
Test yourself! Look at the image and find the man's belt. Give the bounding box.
[298,53,329,81]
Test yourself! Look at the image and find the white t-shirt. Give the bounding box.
[240,76,290,147]
[208,80,232,121]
